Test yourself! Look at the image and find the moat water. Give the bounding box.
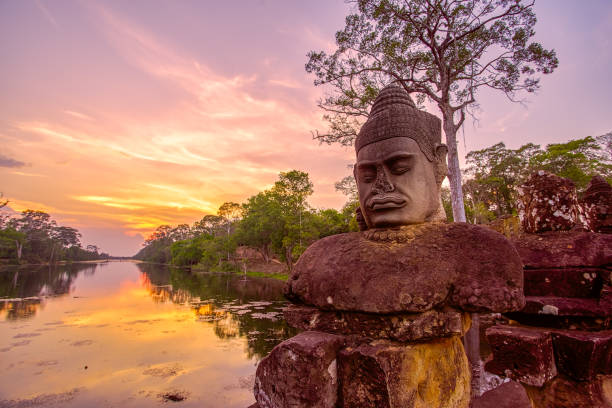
[0,261,296,407]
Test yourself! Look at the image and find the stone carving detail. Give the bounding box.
[579,175,612,233]
[517,170,579,233]
[486,189,612,407]
[251,84,525,408]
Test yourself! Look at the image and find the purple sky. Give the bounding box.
[1,0,611,256]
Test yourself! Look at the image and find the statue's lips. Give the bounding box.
[367,196,407,210]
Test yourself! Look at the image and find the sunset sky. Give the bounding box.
[1,0,611,256]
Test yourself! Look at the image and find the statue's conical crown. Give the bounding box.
[355,84,442,161]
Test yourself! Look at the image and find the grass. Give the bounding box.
[238,270,289,282]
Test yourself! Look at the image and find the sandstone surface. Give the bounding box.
[253,331,344,408]
[579,175,612,233]
[338,336,470,408]
[284,305,469,342]
[286,222,523,314]
[517,171,578,233]
[512,230,612,268]
[485,325,557,387]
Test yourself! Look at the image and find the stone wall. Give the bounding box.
[485,173,612,408]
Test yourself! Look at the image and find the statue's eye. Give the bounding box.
[357,166,376,183]
[389,158,412,174]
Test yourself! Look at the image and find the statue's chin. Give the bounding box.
[365,203,445,229]
[425,202,448,223]
[366,213,426,229]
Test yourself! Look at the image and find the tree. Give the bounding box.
[86,244,99,255]
[236,170,315,271]
[335,174,358,204]
[461,134,612,223]
[218,202,242,261]
[0,228,25,261]
[171,236,207,267]
[236,191,284,263]
[50,226,82,263]
[529,135,612,189]
[135,225,175,263]
[169,224,193,242]
[144,225,173,245]
[306,0,558,222]
[192,215,224,237]
[464,141,540,218]
[9,210,57,262]
[271,171,314,271]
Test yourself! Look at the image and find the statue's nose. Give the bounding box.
[372,166,394,194]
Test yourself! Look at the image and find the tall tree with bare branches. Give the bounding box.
[306,0,558,222]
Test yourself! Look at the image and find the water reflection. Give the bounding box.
[136,263,297,359]
[0,262,296,359]
[0,263,100,320]
[0,261,295,407]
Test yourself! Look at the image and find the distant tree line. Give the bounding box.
[0,205,108,264]
[134,170,359,272]
[444,133,612,224]
[136,134,610,271]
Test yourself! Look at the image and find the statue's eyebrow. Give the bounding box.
[383,153,416,164]
[357,152,416,168]
[357,153,416,167]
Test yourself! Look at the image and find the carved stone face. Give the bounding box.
[354,137,442,228]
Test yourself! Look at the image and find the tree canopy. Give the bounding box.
[137,170,358,272]
[0,208,107,263]
[306,0,558,222]
[460,133,612,222]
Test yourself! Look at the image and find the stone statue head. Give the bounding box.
[353,84,448,229]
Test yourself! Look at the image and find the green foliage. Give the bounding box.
[465,141,540,218]
[0,208,105,263]
[171,237,206,267]
[0,228,25,262]
[529,136,612,189]
[462,133,612,222]
[140,170,356,272]
[238,270,289,282]
[235,191,284,263]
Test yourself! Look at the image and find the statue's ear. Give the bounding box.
[434,144,449,185]
[435,144,448,161]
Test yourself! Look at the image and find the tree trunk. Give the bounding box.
[49,244,55,264]
[259,245,270,263]
[226,226,231,261]
[441,108,467,223]
[15,240,22,260]
[285,246,294,273]
[464,314,482,397]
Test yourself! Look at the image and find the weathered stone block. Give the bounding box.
[284,305,469,342]
[470,381,531,408]
[524,374,612,408]
[512,231,612,269]
[505,312,611,331]
[601,284,612,311]
[505,295,611,330]
[519,296,611,318]
[579,175,612,234]
[523,267,603,298]
[551,330,612,381]
[517,171,578,233]
[286,223,524,314]
[253,331,344,408]
[485,325,557,387]
[338,336,470,408]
